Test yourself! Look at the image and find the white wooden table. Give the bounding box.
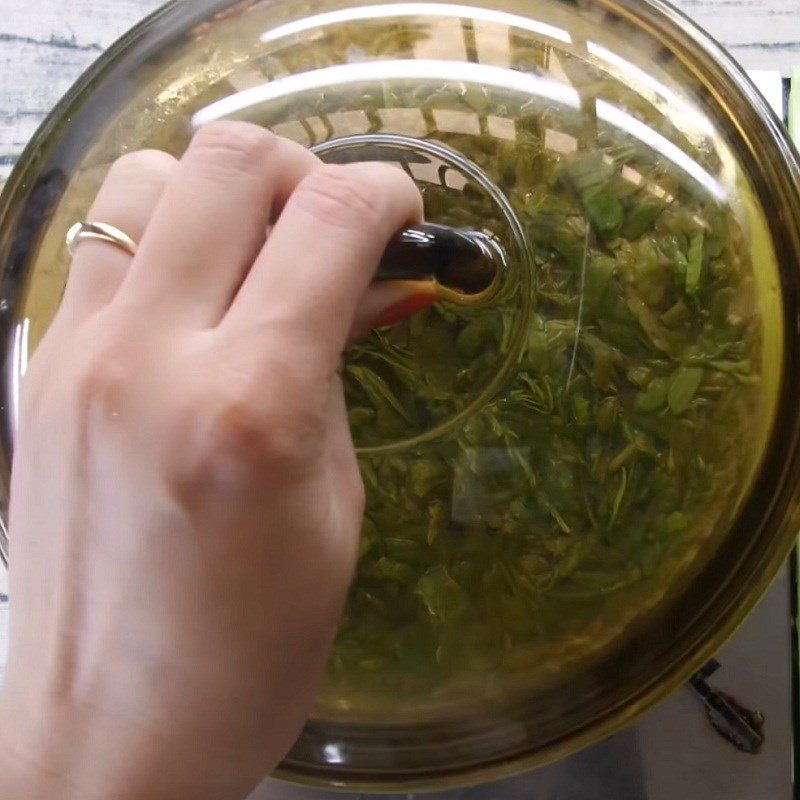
[0,0,797,682]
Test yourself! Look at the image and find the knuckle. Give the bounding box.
[109,149,177,182]
[72,342,133,422]
[173,382,326,493]
[189,121,278,172]
[293,165,382,231]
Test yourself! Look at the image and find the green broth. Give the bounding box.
[301,57,770,717]
[16,10,778,722]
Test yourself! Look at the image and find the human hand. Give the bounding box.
[0,122,422,800]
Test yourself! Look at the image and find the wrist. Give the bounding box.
[0,693,113,800]
[0,642,285,800]
[0,692,231,800]
[0,701,57,800]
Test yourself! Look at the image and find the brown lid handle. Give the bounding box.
[376,222,506,301]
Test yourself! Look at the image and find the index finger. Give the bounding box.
[221,162,422,374]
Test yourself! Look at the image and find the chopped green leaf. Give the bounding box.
[622,200,664,239]
[635,377,668,412]
[415,566,470,623]
[667,366,704,414]
[685,230,705,294]
[563,152,624,233]
[346,364,412,423]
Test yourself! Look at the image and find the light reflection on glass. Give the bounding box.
[322,742,345,764]
[586,40,717,140]
[260,3,572,45]
[596,99,727,202]
[191,60,581,128]
[10,317,29,434]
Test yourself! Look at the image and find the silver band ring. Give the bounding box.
[66,222,138,257]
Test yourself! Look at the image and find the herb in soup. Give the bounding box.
[326,96,760,711]
[235,26,765,712]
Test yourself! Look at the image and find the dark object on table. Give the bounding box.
[690,660,765,754]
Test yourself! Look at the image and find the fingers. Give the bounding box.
[116,122,320,326]
[222,162,423,376]
[348,283,438,342]
[60,150,177,322]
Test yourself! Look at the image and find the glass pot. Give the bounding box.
[1,0,800,790]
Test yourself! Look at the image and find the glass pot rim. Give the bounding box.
[1,0,800,791]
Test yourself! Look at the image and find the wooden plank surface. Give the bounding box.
[1,0,798,181]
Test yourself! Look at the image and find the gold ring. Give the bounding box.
[66,222,138,257]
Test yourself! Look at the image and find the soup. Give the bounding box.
[15,7,780,722]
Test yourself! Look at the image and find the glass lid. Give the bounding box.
[1,0,800,790]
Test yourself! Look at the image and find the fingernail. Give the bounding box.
[374,291,438,327]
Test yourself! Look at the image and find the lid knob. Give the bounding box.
[376,222,506,304]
